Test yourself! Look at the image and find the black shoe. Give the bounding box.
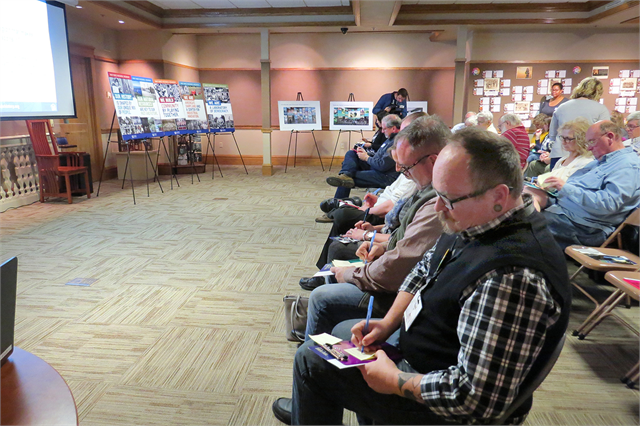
[299,276,325,291]
[326,174,355,188]
[272,398,292,425]
[320,196,363,213]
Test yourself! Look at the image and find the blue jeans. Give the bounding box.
[291,320,454,425]
[305,283,369,341]
[541,210,607,250]
[335,151,396,199]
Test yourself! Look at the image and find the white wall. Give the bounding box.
[163,34,199,68]
[270,32,456,69]
[67,17,119,59]
[197,34,261,69]
[471,30,639,61]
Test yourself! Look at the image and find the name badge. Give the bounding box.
[403,289,422,331]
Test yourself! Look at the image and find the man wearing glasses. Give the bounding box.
[535,120,640,249]
[326,114,401,200]
[273,128,570,425]
[624,111,640,155]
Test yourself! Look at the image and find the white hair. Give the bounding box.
[627,111,640,123]
[499,113,522,127]
[476,111,493,125]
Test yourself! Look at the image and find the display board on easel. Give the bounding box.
[329,101,373,131]
[406,101,428,115]
[278,101,322,131]
[203,83,235,133]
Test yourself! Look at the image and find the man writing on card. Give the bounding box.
[272,128,571,425]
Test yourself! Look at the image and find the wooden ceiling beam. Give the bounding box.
[165,6,353,18]
[92,1,162,28]
[585,0,640,23]
[395,18,586,26]
[352,0,361,26]
[124,1,165,18]
[162,20,357,29]
[388,1,402,27]
[400,1,608,15]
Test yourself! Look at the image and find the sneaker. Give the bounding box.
[315,213,333,223]
[326,174,355,188]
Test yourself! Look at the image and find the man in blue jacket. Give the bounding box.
[326,114,401,199]
[373,88,409,119]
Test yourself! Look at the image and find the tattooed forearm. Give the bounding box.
[397,372,425,404]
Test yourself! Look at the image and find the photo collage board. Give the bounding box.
[467,62,640,129]
[107,72,235,141]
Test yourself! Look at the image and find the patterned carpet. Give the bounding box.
[1,165,638,425]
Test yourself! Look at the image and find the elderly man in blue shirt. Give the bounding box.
[532,120,640,249]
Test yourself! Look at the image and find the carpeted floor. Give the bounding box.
[1,165,638,425]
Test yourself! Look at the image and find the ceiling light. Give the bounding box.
[118,20,125,24]
[76,5,82,8]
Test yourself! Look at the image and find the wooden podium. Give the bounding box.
[1,347,78,425]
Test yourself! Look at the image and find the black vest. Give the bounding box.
[399,206,571,419]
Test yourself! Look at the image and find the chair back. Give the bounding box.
[497,334,566,425]
[26,120,59,156]
[601,207,640,249]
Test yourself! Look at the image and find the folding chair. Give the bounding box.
[565,208,640,308]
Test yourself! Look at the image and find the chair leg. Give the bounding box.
[64,175,73,204]
[38,175,45,203]
[84,171,91,199]
[573,289,622,337]
[577,291,626,339]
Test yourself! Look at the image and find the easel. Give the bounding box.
[96,112,165,205]
[203,132,224,179]
[328,93,364,171]
[154,135,181,190]
[211,131,248,175]
[285,92,325,173]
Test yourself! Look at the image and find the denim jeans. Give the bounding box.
[334,151,395,199]
[291,319,455,425]
[305,283,369,341]
[541,210,607,250]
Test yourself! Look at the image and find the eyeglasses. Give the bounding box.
[559,135,576,143]
[586,133,606,147]
[626,123,639,131]
[398,153,433,176]
[435,185,512,210]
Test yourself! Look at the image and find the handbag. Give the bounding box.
[283,295,309,343]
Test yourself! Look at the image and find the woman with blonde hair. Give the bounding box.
[547,77,610,168]
[527,117,594,210]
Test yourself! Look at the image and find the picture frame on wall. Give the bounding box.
[516,67,533,79]
[621,78,638,92]
[278,101,322,131]
[329,101,373,131]
[592,66,609,79]
[406,101,428,115]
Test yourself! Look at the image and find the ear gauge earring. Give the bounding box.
[494,204,503,212]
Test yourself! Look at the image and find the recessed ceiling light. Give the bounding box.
[118,20,125,24]
[76,5,82,8]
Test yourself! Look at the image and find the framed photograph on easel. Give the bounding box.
[406,101,428,115]
[278,101,322,131]
[329,102,373,131]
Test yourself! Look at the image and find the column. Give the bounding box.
[261,29,273,176]
[452,26,472,126]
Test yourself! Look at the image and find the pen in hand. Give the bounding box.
[364,230,376,265]
[362,295,374,353]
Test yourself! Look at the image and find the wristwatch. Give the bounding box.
[365,231,374,241]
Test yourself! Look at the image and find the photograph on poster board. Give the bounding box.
[516,67,533,79]
[203,83,235,132]
[514,101,530,114]
[108,72,147,141]
[406,101,428,115]
[179,81,209,132]
[153,79,188,135]
[621,78,638,91]
[592,66,609,79]
[131,75,164,137]
[278,101,322,131]
[329,102,373,131]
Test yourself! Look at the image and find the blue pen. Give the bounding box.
[363,207,370,225]
[362,295,374,352]
[364,230,376,265]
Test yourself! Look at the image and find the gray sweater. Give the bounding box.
[548,98,610,158]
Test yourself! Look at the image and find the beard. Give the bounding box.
[437,211,459,235]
